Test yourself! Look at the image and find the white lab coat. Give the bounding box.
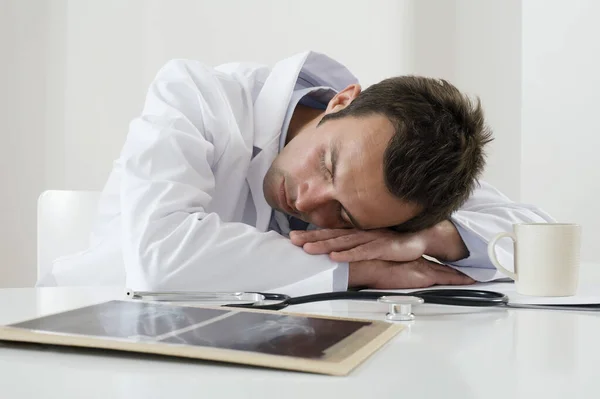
[41,51,554,295]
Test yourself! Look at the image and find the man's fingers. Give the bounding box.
[302,232,374,255]
[369,259,476,289]
[375,237,426,263]
[433,269,476,285]
[427,261,464,275]
[329,239,420,263]
[329,241,382,262]
[289,229,357,246]
[418,261,475,285]
[427,262,476,284]
[371,262,434,289]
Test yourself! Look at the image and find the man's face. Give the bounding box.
[263,85,422,230]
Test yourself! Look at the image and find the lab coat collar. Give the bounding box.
[246,51,359,231]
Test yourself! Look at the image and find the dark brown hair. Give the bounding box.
[320,76,493,232]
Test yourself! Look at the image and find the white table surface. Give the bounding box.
[2,264,600,399]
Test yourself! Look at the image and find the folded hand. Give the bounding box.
[290,228,427,263]
[348,257,476,289]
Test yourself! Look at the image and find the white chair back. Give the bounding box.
[37,190,101,280]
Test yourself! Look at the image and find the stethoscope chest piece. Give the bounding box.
[378,296,424,321]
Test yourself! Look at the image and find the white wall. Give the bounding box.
[53,0,522,196]
[413,0,523,200]
[56,0,416,191]
[522,0,600,262]
[0,0,52,287]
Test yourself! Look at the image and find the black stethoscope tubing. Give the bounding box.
[223,289,509,311]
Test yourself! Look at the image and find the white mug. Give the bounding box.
[487,223,582,296]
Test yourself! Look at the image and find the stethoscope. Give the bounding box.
[126,288,600,321]
[126,289,511,321]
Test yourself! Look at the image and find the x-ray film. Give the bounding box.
[0,300,402,375]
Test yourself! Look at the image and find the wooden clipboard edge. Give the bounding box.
[0,300,404,376]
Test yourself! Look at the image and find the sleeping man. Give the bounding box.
[40,51,554,295]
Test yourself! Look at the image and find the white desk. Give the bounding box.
[1,266,600,399]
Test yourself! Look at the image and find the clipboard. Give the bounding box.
[0,300,403,376]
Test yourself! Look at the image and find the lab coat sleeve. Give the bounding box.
[119,59,346,295]
[445,180,556,281]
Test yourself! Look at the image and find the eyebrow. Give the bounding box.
[331,139,364,230]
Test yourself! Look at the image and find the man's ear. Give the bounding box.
[325,84,362,114]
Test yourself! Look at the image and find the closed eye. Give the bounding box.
[319,149,350,226]
[319,149,332,179]
[329,138,363,230]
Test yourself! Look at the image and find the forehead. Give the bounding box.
[327,114,422,229]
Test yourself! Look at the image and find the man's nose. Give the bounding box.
[294,180,333,214]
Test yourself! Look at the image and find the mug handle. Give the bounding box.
[487,232,517,280]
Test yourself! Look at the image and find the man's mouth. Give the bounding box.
[279,178,292,214]
[279,178,295,214]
